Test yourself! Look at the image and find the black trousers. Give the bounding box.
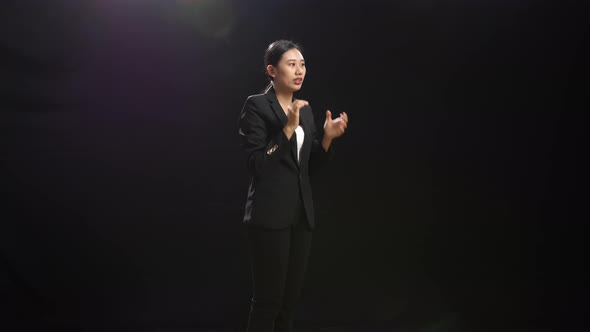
[246,204,313,332]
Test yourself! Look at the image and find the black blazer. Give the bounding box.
[238,88,333,229]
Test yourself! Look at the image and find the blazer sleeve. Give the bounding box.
[309,106,334,175]
[239,96,291,177]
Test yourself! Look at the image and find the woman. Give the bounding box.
[238,40,348,332]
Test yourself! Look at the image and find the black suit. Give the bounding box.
[238,87,333,332]
[239,88,333,230]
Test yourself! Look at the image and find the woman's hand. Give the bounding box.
[321,110,348,151]
[283,99,308,139]
[323,110,348,139]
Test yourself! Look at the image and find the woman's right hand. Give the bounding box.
[284,99,308,137]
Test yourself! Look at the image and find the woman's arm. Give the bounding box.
[309,108,335,175]
[239,97,291,177]
[309,109,348,174]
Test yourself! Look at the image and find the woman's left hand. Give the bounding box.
[323,110,348,139]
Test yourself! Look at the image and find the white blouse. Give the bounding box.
[295,125,304,162]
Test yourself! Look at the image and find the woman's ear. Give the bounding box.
[266,64,276,78]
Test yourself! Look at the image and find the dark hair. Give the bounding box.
[263,40,303,92]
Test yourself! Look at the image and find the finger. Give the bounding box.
[293,100,308,111]
[334,118,347,128]
[342,112,348,124]
[326,110,332,121]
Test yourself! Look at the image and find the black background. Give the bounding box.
[1,0,587,331]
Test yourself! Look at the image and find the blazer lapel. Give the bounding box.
[298,109,310,166]
[266,88,299,166]
[266,88,288,127]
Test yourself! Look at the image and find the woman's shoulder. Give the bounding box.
[242,92,271,113]
[245,92,268,103]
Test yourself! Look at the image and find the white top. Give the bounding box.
[295,125,304,162]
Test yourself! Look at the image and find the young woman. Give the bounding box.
[238,40,348,332]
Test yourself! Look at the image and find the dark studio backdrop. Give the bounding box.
[1,0,587,331]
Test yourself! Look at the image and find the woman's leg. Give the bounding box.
[246,226,291,332]
[274,212,313,332]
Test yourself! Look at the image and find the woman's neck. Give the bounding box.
[273,86,293,110]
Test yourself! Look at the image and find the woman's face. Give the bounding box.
[268,48,306,92]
